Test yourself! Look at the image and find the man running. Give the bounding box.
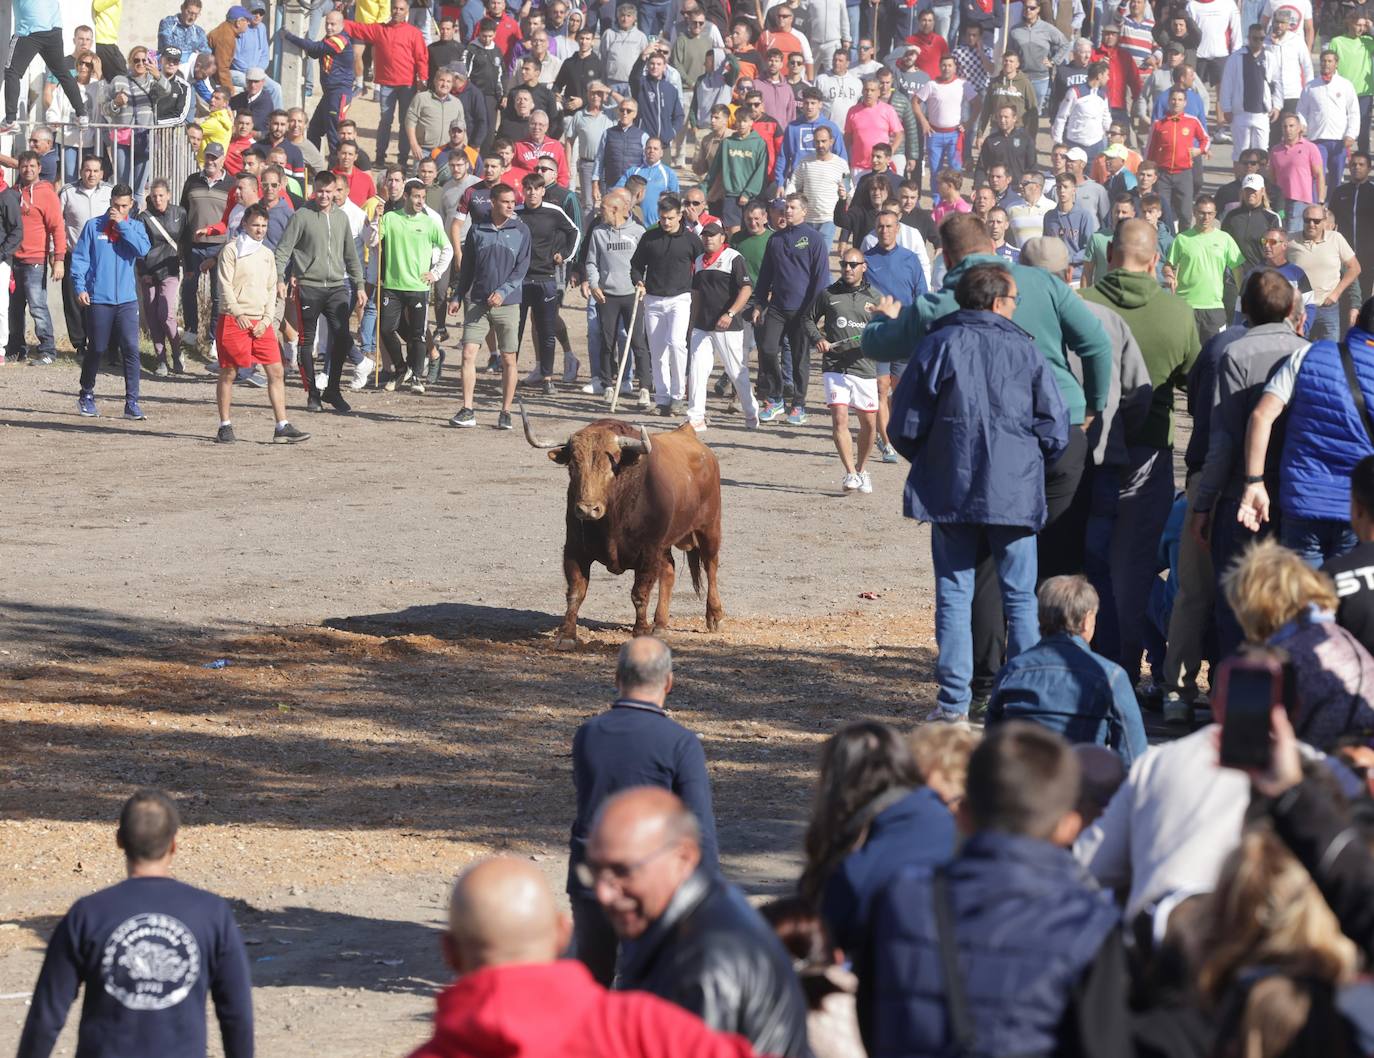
[214,203,309,443]
[686,221,757,431]
[379,178,452,394]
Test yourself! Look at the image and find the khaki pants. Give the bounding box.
[1162,472,1213,698]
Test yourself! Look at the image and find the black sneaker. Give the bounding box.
[541,377,556,395]
[273,423,310,443]
[321,388,351,413]
[496,410,513,430]
[968,694,991,724]
[449,407,476,427]
[426,357,442,385]
[215,424,237,443]
[306,394,324,413]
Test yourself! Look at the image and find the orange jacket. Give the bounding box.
[15,180,65,263]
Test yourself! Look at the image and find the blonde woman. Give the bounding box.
[1222,539,1374,749]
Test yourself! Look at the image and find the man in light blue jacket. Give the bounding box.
[72,183,153,421]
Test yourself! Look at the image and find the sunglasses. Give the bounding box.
[840,260,864,268]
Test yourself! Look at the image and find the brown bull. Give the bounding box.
[521,404,723,642]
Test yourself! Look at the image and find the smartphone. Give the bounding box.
[1216,653,1286,769]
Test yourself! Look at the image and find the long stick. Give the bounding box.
[373,214,384,387]
[608,287,644,415]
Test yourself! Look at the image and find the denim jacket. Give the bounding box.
[987,632,1149,765]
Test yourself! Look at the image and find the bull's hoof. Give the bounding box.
[631,623,654,637]
[553,627,580,650]
[705,610,723,632]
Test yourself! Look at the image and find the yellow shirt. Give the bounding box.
[354,0,388,24]
[199,108,233,166]
[92,0,122,45]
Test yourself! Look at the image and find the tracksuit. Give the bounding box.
[752,222,831,411]
[71,215,153,404]
[516,202,580,378]
[378,207,452,379]
[284,28,355,150]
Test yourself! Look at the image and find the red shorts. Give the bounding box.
[216,315,281,368]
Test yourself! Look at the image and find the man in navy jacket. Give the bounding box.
[878,261,1068,722]
[17,790,254,1058]
[72,183,153,422]
[567,636,719,986]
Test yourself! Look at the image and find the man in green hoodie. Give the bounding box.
[1081,217,1201,687]
[864,212,1112,707]
[710,110,769,232]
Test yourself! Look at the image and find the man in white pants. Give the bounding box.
[687,221,758,431]
[630,192,704,415]
[1220,23,1282,152]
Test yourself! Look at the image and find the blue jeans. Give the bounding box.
[1308,301,1340,341]
[636,0,672,36]
[931,522,1039,714]
[816,221,837,254]
[116,133,150,203]
[80,300,142,401]
[1315,140,1348,201]
[847,4,862,56]
[925,1,956,41]
[1287,200,1314,235]
[1027,73,1050,116]
[1280,515,1358,567]
[928,129,961,184]
[586,298,602,380]
[360,289,378,355]
[375,84,418,168]
[6,261,55,358]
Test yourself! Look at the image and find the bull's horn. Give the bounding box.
[616,425,653,454]
[518,400,564,450]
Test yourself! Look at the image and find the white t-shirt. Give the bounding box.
[914,77,974,128]
[815,71,864,130]
[1263,0,1312,30]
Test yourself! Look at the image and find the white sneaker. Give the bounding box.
[314,371,328,391]
[842,473,862,492]
[181,330,198,349]
[688,419,706,433]
[636,388,651,410]
[409,378,426,394]
[562,353,580,383]
[581,379,605,395]
[351,355,375,390]
[858,470,873,494]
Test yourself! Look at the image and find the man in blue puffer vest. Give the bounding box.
[72,182,153,422]
[1238,297,1374,565]
[861,722,1131,1058]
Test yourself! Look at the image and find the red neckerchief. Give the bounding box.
[1322,71,1335,82]
[701,245,728,268]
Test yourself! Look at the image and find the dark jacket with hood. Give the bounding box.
[617,870,811,1058]
[1082,267,1201,449]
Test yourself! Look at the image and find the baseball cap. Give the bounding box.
[162,46,183,62]
[1103,143,1129,160]
[203,141,225,158]
[1242,173,1266,191]
[247,66,266,81]
[251,2,266,11]
[1101,19,1121,33]
[227,5,251,20]
[770,196,786,209]
[1166,40,1185,54]
[1065,146,1088,163]
[450,118,466,130]
[1019,236,1071,274]
[700,221,724,237]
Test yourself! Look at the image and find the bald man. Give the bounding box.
[587,788,809,1058]
[407,856,756,1058]
[1082,217,1200,693]
[568,637,719,986]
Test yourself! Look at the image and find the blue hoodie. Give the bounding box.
[71,216,152,305]
[777,117,848,183]
[753,222,830,312]
[452,216,531,306]
[863,243,928,305]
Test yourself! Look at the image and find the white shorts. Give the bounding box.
[823,372,879,411]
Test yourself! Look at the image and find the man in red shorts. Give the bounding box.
[214,203,309,443]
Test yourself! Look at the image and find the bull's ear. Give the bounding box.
[548,447,570,464]
[615,448,646,468]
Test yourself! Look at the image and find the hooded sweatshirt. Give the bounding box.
[1082,268,1201,450]
[406,961,757,1058]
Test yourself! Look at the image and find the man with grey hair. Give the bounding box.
[987,575,1149,765]
[565,636,718,986]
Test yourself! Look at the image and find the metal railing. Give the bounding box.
[3,119,197,202]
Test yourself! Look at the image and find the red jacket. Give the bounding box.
[15,180,64,263]
[407,962,759,1058]
[1146,112,1210,172]
[513,137,570,188]
[1092,43,1143,110]
[345,19,429,86]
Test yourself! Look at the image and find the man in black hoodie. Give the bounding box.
[630,193,704,415]
[515,172,580,392]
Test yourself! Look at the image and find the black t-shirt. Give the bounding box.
[630,226,705,296]
[1324,540,1374,657]
[690,246,750,330]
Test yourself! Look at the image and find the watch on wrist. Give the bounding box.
[1244,474,1265,484]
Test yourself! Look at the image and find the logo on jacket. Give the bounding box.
[101,913,201,1011]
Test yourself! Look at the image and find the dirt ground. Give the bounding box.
[0,265,943,1057]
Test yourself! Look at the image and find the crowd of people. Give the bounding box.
[12,0,1374,1050]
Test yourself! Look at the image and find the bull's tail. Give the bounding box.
[684,548,704,597]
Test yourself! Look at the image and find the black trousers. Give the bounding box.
[380,287,428,376]
[972,425,1088,691]
[597,291,649,388]
[61,250,87,353]
[96,41,128,81]
[297,283,352,398]
[4,29,86,121]
[756,305,811,409]
[570,895,617,987]
[518,276,560,376]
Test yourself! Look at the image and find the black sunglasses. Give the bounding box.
[840,260,864,268]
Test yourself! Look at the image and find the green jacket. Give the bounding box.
[1331,34,1374,96]
[1082,268,1200,449]
[861,252,1112,424]
[711,131,769,199]
[273,202,363,289]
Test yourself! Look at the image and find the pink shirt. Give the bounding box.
[932,198,972,224]
[1269,139,1323,204]
[844,101,903,167]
